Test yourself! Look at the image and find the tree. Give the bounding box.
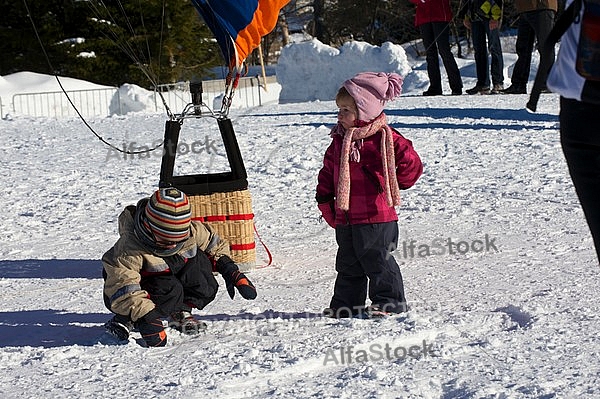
[0,0,67,75]
[0,0,222,87]
[310,0,418,47]
[67,0,223,87]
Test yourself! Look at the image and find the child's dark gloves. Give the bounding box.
[216,256,257,300]
[136,309,167,347]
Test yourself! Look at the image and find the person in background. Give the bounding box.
[546,0,600,263]
[102,187,256,346]
[409,0,464,96]
[459,0,505,94]
[503,0,557,94]
[316,72,423,318]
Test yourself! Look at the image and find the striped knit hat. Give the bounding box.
[144,187,192,243]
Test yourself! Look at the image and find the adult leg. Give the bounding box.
[531,9,556,88]
[420,22,443,94]
[488,24,504,86]
[432,21,463,93]
[329,225,368,316]
[560,97,600,263]
[352,222,407,313]
[471,21,490,88]
[509,13,536,89]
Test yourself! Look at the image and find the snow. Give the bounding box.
[1,38,600,398]
[276,40,413,103]
[0,71,111,97]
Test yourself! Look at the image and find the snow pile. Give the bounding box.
[1,41,430,118]
[0,71,111,99]
[109,83,156,115]
[277,39,413,103]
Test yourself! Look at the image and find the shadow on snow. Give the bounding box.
[0,259,102,279]
[0,310,109,348]
[247,107,557,132]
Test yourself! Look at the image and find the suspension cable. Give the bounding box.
[22,0,170,155]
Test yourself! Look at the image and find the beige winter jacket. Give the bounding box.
[102,205,230,322]
[514,0,558,13]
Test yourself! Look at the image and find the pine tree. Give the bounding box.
[67,0,222,87]
[0,0,222,88]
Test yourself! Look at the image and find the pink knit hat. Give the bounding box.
[343,72,403,122]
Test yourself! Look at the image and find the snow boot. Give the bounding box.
[169,310,207,335]
[365,305,392,319]
[322,307,358,319]
[104,314,133,341]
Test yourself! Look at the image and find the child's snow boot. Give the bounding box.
[104,314,133,341]
[169,310,207,335]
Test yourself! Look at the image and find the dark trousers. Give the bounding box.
[511,10,556,88]
[331,221,407,313]
[420,21,463,93]
[141,253,219,316]
[104,252,219,318]
[560,97,600,263]
[471,21,504,87]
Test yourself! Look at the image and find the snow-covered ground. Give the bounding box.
[1,38,599,398]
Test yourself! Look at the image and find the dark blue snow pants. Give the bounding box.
[330,221,407,314]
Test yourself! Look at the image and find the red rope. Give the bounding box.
[253,222,273,269]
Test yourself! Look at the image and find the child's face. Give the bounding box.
[336,97,358,130]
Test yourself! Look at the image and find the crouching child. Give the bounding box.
[102,187,256,347]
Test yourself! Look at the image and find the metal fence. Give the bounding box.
[12,88,117,118]
[153,76,270,115]
[7,75,273,119]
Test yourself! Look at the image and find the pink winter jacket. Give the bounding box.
[409,0,454,27]
[316,123,423,226]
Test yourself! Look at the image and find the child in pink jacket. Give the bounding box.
[316,72,423,318]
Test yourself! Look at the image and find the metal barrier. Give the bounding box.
[154,76,267,114]
[12,88,118,118]
[9,76,270,118]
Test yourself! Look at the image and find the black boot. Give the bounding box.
[104,314,133,341]
[169,310,207,334]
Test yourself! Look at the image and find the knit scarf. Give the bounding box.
[333,113,401,211]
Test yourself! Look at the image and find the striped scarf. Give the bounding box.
[332,113,401,211]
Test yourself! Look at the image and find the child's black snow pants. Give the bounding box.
[140,252,219,316]
[330,221,407,314]
[103,251,219,318]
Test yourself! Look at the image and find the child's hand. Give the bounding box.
[216,256,257,300]
[225,270,257,300]
[318,202,336,228]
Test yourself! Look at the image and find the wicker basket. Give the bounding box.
[189,189,255,271]
[159,118,256,270]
